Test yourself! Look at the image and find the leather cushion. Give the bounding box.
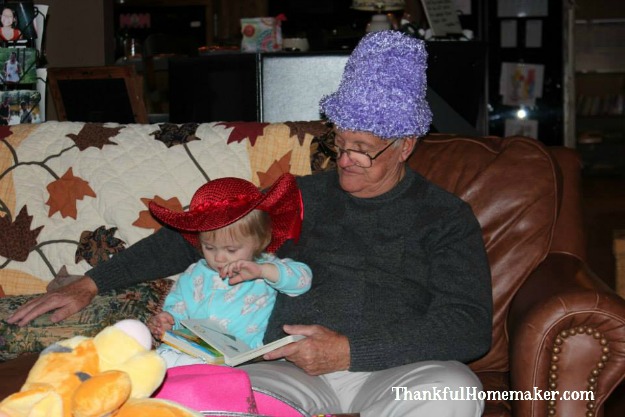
[409,134,560,372]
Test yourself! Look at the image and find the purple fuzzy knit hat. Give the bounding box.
[319,30,432,140]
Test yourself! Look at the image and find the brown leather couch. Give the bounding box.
[409,134,625,417]
[2,133,625,417]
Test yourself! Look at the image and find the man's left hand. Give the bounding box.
[263,324,350,375]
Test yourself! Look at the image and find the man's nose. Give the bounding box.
[336,150,354,167]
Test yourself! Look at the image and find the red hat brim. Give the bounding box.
[149,174,302,253]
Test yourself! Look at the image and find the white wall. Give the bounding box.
[36,0,114,119]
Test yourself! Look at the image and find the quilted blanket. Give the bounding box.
[0,120,327,296]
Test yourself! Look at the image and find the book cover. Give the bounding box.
[161,328,225,365]
[181,318,304,367]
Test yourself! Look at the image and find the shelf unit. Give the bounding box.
[573,19,625,176]
[113,0,268,59]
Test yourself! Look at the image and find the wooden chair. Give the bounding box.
[47,65,148,124]
[141,33,199,115]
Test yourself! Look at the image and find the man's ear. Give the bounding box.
[399,137,418,162]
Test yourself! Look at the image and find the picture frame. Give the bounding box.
[420,0,463,37]
[1,1,36,45]
[0,46,36,85]
[47,65,148,124]
[0,87,41,125]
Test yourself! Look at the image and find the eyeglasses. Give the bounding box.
[319,139,396,168]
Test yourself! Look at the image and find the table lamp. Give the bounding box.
[352,0,405,33]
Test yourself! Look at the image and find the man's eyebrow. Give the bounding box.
[333,136,369,147]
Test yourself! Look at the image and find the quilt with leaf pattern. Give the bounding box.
[0,120,328,296]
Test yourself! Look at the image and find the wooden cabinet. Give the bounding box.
[113,0,268,57]
[115,0,214,47]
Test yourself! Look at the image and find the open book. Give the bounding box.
[162,318,304,367]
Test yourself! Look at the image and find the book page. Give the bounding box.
[181,318,306,366]
[181,319,252,358]
[162,329,224,364]
[225,334,305,366]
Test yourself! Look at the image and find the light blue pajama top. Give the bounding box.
[162,253,312,348]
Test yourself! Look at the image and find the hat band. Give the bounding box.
[192,194,256,213]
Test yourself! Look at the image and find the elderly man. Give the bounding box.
[9,31,492,416]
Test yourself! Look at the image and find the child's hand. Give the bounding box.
[219,260,263,285]
[148,312,174,340]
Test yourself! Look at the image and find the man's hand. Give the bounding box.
[263,324,351,375]
[6,276,98,327]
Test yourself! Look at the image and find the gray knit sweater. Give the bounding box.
[88,169,492,372]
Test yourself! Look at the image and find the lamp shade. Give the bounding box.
[352,0,405,12]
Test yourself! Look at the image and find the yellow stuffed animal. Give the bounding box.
[0,319,201,417]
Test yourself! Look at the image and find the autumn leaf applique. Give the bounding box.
[66,123,124,151]
[46,168,96,219]
[133,196,184,231]
[215,122,269,146]
[310,126,337,173]
[284,121,329,146]
[47,265,84,291]
[0,124,12,140]
[257,151,292,190]
[150,123,200,147]
[75,226,126,267]
[0,206,43,262]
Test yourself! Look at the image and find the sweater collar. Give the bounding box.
[338,167,417,203]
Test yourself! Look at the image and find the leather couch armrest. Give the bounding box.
[0,353,39,400]
[507,253,625,417]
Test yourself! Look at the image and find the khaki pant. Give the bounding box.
[242,360,484,417]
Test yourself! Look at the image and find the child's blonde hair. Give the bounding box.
[199,209,271,258]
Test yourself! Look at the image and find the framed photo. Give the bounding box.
[0,1,37,44]
[47,65,148,124]
[0,46,36,85]
[504,118,538,140]
[0,87,41,125]
[420,0,463,37]
[499,62,545,107]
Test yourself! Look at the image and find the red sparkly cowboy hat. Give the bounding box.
[149,173,302,253]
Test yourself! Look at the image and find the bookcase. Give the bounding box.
[573,3,625,176]
[576,72,625,142]
[574,51,625,175]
